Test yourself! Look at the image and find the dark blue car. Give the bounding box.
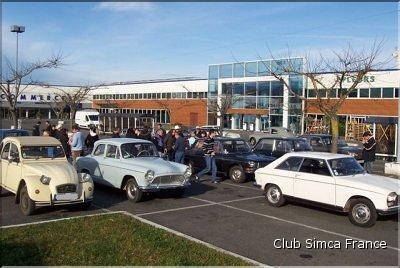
[0,129,29,141]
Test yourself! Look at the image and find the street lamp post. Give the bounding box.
[10,25,25,129]
[10,25,25,80]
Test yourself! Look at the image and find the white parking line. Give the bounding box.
[220,181,262,191]
[189,196,400,252]
[0,210,122,229]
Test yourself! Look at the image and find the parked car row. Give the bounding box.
[1,131,398,228]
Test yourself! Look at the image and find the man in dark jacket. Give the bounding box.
[195,130,218,183]
[174,131,185,164]
[32,121,41,136]
[362,131,376,174]
[111,128,121,138]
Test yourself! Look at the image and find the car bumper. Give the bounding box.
[139,182,190,192]
[34,191,93,207]
[377,206,400,216]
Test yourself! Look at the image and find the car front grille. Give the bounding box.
[57,184,77,193]
[151,175,186,186]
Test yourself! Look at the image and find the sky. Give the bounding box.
[2,1,398,85]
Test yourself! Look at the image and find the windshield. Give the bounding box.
[293,139,312,151]
[120,142,159,158]
[21,145,65,159]
[337,139,348,147]
[88,115,99,121]
[328,157,365,176]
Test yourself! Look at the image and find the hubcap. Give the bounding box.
[352,204,371,224]
[127,183,137,199]
[232,169,242,180]
[267,187,280,203]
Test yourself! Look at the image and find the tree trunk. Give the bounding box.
[69,108,76,129]
[330,116,339,153]
[10,108,18,129]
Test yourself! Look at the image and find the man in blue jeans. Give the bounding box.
[174,130,185,164]
[195,130,218,183]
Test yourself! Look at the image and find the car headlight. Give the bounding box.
[145,170,155,182]
[247,161,256,167]
[184,167,192,178]
[80,173,92,183]
[387,192,398,207]
[40,175,51,185]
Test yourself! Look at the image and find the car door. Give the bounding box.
[294,158,335,205]
[5,143,22,192]
[272,139,293,158]
[253,138,274,157]
[90,143,106,183]
[214,140,230,172]
[310,137,327,152]
[274,157,303,196]
[1,142,11,188]
[101,144,122,188]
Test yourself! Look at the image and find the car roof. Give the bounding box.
[259,136,305,141]
[300,134,331,137]
[95,138,152,146]
[284,151,353,160]
[2,136,61,146]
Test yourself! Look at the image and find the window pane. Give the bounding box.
[277,157,303,171]
[245,82,257,96]
[327,89,337,98]
[222,83,233,95]
[289,75,303,96]
[244,96,257,109]
[307,89,316,98]
[233,83,244,95]
[258,81,270,96]
[208,79,218,96]
[348,89,358,98]
[257,97,269,109]
[233,63,244,78]
[395,88,399,98]
[245,62,257,77]
[232,96,244,108]
[271,81,283,96]
[258,61,270,76]
[370,88,381,98]
[219,64,232,78]
[209,65,218,79]
[359,88,369,98]
[317,89,327,98]
[382,88,394,98]
[271,59,289,75]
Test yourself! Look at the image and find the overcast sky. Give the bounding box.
[2,2,398,85]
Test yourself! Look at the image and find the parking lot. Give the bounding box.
[1,177,398,266]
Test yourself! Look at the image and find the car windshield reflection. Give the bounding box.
[21,146,65,159]
[120,143,159,158]
[328,157,365,176]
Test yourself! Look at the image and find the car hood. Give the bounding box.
[336,173,399,195]
[338,146,362,153]
[123,157,187,175]
[23,161,78,184]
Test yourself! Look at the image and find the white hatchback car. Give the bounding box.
[255,152,399,227]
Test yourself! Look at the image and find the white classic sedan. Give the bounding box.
[255,152,399,227]
[76,138,191,202]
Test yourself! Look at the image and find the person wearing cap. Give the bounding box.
[362,131,376,174]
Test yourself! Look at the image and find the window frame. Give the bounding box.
[93,143,106,157]
[298,157,332,177]
[276,156,304,172]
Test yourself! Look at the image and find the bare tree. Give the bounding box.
[0,54,63,127]
[43,84,103,127]
[42,95,67,120]
[262,42,386,153]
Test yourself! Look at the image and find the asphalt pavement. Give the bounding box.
[1,177,398,266]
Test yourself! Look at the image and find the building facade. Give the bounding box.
[91,78,208,127]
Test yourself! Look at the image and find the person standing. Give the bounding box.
[70,124,84,164]
[59,128,71,159]
[45,120,52,132]
[164,129,176,161]
[174,130,185,164]
[85,126,99,154]
[152,129,164,153]
[156,123,166,136]
[188,131,197,148]
[126,128,137,138]
[111,128,121,138]
[195,130,218,183]
[32,121,41,136]
[362,131,376,174]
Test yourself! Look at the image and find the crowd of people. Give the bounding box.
[32,122,219,182]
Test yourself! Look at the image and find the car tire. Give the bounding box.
[348,198,377,227]
[125,178,143,203]
[229,165,246,183]
[249,137,257,146]
[264,184,285,207]
[19,185,35,216]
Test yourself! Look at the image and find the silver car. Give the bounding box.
[76,138,191,202]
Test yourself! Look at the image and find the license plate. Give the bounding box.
[54,193,78,201]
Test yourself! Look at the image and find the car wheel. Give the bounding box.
[348,198,377,227]
[125,178,143,203]
[249,137,257,146]
[264,184,285,207]
[229,165,246,183]
[19,185,35,216]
